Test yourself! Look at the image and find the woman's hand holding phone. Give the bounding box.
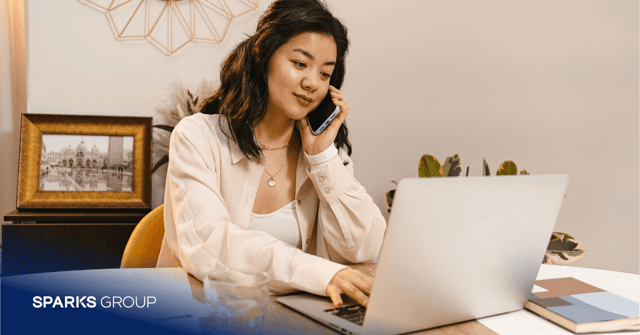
[297,85,349,155]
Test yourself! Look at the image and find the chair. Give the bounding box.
[120,204,165,268]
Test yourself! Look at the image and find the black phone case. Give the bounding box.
[306,92,339,135]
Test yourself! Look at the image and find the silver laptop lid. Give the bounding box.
[364,174,569,334]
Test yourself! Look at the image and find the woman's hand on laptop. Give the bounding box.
[326,268,374,308]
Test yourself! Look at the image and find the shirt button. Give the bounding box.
[324,188,330,194]
[319,176,325,183]
[297,199,302,205]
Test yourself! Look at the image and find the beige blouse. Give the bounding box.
[157,113,386,296]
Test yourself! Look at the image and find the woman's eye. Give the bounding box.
[321,73,331,80]
[293,61,306,68]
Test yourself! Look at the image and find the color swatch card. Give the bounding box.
[525,277,639,333]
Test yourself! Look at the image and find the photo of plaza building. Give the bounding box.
[39,134,134,191]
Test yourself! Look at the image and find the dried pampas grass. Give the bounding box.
[152,79,218,172]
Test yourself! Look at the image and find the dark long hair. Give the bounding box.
[200,0,351,162]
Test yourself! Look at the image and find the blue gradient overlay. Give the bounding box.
[1,269,303,334]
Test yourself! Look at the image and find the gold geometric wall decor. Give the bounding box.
[80,0,259,54]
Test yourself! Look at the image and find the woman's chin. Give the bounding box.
[288,110,311,121]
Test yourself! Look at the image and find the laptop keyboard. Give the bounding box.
[324,304,366,325]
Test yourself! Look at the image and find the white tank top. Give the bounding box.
[248,200,301,248]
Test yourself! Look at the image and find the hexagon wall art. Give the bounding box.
[80,0,259,54]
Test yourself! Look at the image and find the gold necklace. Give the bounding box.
[260,142,290,151]
[264,155,286,187]
[260,136,294,187]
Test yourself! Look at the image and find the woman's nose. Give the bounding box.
[301,72,319,92]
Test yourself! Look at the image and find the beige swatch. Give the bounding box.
[533,277,604,299]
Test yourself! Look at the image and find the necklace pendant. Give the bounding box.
[267,177,276,187]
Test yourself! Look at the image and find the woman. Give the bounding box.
[157,0,386,308]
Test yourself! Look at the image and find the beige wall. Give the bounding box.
[1,0,26,243]
[331,0,638,274]
[3,0,638,273]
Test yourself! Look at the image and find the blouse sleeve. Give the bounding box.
[165,117,347,296]
[306,150,387,264]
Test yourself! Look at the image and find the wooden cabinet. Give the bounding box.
[2,210,149,276]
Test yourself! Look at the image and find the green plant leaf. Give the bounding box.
[482,157,491,176]
[443,154,462,177]
[386,189,395,213]
[496,161,518,175]
[419,155,444,177]
[519,169,530,175]
[543,232,587,265]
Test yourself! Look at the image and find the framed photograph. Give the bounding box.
[17,114,152,209]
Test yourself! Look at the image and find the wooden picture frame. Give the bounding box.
[17,114,152,209]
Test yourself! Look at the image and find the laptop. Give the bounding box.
[277,174,569,334]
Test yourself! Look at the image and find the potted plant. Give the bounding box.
[385,154,586,265]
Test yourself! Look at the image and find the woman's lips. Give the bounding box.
[294,94,312,107]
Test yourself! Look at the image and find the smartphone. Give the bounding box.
[305,91,341,135]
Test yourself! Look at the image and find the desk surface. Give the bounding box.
[1,264,637,335]
[479,264,639,335]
